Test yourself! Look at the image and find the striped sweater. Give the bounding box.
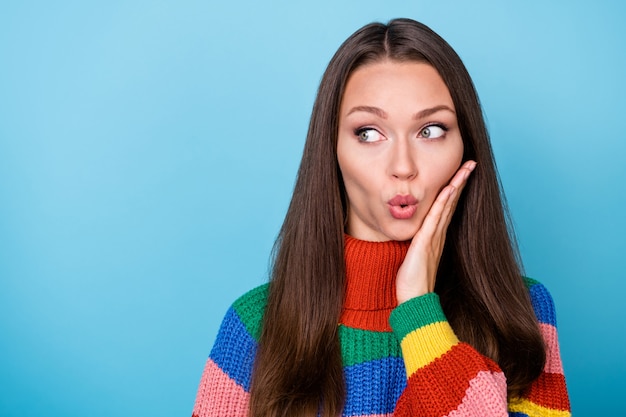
[192,236,570,416]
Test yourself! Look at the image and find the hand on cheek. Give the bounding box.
[395,160,477,304]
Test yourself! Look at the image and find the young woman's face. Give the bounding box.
[337,60,464,242]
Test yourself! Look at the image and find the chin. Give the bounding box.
[389,218,428,241]
[380,226,418,242]
[389,233,415,242]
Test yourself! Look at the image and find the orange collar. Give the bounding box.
[340,234,410,331]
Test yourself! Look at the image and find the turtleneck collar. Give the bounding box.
[340,234,410,332]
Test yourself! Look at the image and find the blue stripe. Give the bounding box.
[343,356,406,416]
[528,282,557,326]
[509,413,529,417]
[209,307,257,391]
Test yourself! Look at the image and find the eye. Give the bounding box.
[419,124,448,139]
[355,128,385,143]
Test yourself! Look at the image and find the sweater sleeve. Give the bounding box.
[191,285,267,417]
[507,279,571,417]
[390,292,508,417]
[389,283,571,417]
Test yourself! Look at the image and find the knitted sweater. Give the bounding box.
[192,236,571,416]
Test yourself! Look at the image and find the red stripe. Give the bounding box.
[524,372,571,411]
[394,343,502,417]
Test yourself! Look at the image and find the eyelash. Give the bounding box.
[353,127,382,142]
[353,123,450,142]
[419,123,449,139]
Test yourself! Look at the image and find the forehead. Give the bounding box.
[340,60,455,114]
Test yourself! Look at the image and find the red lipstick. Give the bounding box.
[387,195,418,219]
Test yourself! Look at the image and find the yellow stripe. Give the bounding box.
[508,398,571,417]
[400,321,458,377]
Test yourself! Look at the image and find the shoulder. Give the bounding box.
[523,277,558,326]
[207,284,269,393]
[225,283,269,341]
[210,283,269,362]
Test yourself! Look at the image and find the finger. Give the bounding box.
[414,184,456,245]
[440,160,477,226]
[428,162,476,244]
[414,161,476,245]
[435,185,459,240]
[449,160,477,191]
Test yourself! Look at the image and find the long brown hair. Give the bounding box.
[250,18,545,417]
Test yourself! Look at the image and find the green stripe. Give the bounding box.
[523,276,539,288]
[232,283,269,341]
[389,292,447,341]
[339,326,401,367]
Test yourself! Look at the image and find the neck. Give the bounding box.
[340,234,410,331]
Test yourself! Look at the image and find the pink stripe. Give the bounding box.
[352,414,393,417]
[192,358,249,417]
[446,371,508,417]
[540,323,564,374]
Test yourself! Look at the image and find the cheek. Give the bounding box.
[339,156,372,198]
[424,142,464,196]
[337,145,383,212]
[338,141,362,188]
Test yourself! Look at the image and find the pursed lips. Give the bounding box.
[387,194,418,219]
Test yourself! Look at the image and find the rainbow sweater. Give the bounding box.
[192,236,570,416]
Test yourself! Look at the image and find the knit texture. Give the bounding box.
[192,237,571,417]
[340,235,411,331]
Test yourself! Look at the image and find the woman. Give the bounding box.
[192,18,570,417]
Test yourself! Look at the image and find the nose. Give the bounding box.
[388,138,417,180]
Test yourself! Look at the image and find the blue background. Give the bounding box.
[1,1,624,415]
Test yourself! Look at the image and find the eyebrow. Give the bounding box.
[346,104,455,119]
[413,105,456,119]
[346,105,388,118]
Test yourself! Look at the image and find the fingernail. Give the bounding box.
[469,161,477,171]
